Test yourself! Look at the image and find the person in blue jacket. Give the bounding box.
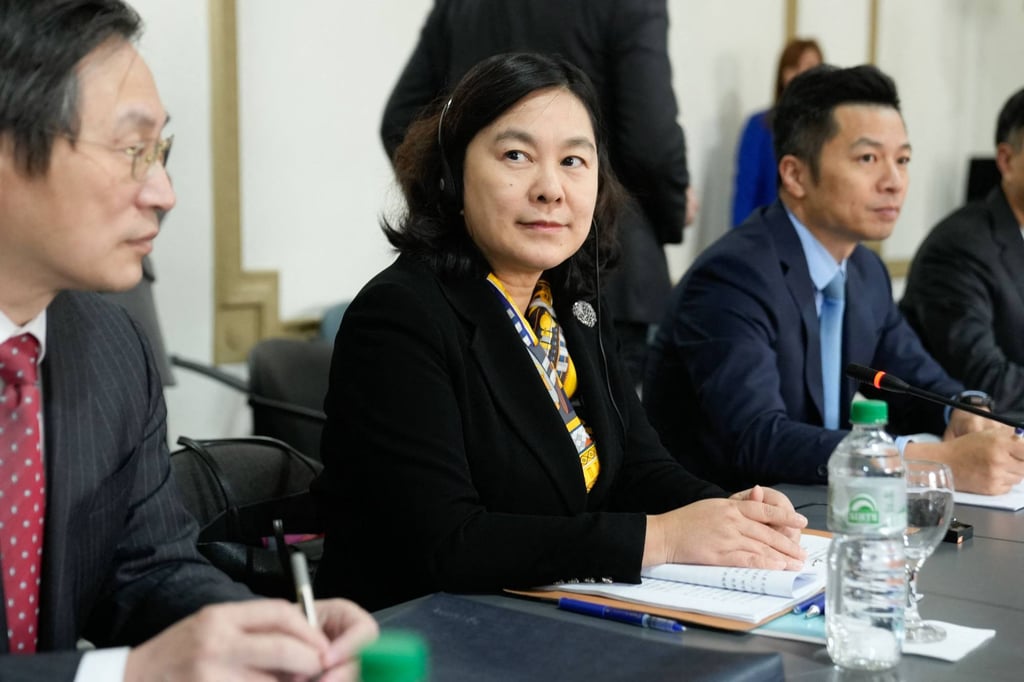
[731,38,822,227]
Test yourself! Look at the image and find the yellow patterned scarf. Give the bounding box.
[487,274,600,491]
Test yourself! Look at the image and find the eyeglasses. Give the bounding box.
[69,134,174,181]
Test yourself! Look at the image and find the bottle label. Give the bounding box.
[847,493,881,525]
[828,478,906,534]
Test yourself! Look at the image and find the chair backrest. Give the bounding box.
[966,156,999,202]
[319,300,350,343]
[170,435,324,597]
[247,338,332,461]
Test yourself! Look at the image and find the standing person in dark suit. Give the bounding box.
[314,53,807,613]
[901,88,1024,414]
[0,1,376,679]
[380,0,696,386]
[644,65,1024,495]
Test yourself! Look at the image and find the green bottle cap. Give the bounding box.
[359,631,428,682]
[849,399,888,425]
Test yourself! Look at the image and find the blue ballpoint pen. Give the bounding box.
[792,593,826,618]
[557,597,686,632]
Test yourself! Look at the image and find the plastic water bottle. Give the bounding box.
[825,399,907,671]
[360,631,429,682]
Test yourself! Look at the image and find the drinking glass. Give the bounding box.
[903,460,955,643]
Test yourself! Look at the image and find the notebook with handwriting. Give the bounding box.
[510,531,828,630]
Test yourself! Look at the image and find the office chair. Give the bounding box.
[170,336,332,461]
[170,435,323,598]
[966,156,999,202]
[248,338,333,461]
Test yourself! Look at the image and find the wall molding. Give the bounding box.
[207,0,901,357]
[209,0,298,362]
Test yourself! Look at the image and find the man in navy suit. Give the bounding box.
[644,64,1024,495]
[0,1,375,679]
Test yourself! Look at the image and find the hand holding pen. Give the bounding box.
[289,551,381,678]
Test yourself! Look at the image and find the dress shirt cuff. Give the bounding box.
[895,435,912,458]
[943,390,991,424]
[74,647,129,682]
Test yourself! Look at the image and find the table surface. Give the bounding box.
[380,485,1024,681]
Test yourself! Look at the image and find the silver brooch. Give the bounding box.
[572,300,597,328]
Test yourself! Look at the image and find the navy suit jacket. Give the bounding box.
[312,256,723,611]
[901,187,1024,413]
[644,202,962,490]
[0,292,249,680]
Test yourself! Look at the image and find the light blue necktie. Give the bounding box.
[820,272,845,429]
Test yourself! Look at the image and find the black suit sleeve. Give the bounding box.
[599,319,725,511]
[1,301,251,679]
[317,276,715,603]
[901,219,1024,412]
[380,2,448,159]
[606,0,689,244]
[80,314,252,648]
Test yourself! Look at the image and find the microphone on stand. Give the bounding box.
[845,363,1024,430]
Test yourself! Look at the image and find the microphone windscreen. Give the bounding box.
[845,363,909,392]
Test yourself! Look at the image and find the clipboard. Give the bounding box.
[506,529,830,632]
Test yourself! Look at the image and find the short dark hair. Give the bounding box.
[773,64,901,182]
[385,52,625,299]
[995,87,1024,150]
[0,0,142,176]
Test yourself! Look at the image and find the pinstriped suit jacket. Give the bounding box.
[0,291,250,680]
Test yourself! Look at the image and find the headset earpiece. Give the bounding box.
[437,97,458,210]
[591,218,626,437]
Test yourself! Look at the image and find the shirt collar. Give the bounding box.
[0,308,48,363]
[785,208,848,291]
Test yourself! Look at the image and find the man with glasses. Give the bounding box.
[0,1,376,679]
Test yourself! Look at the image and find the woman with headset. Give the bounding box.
[312,53,807,611]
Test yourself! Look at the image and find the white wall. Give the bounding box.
[128,0,1024,443]
[237,1,428,319]
[132,0,249,444]
[877,0,1024,259]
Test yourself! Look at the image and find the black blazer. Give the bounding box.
[380,0,690,324]
[644,202,961,489]
[312,256,722,611]
[0,292,250,680]
[901,187,1024,413]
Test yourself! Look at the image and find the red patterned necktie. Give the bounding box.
[0,334,45,653]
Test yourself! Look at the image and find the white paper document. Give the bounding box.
[540,534,829,624]
[753,616,996,663]
[954,483,1024,511]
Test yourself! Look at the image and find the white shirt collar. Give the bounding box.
[0,308,48,363]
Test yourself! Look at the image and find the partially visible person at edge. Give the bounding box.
[901,87,1024,415]
[0,1,376,679]
[313,52,807,612]
[731,38,823,227]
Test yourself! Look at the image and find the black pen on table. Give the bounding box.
[557,597,685,632]
[291,552,318,627]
